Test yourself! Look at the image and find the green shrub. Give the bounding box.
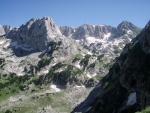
[113,46,121,54]
[47,41,62,55]
[136,106,150,113]
[80,54,91,69]
[38,55,52,69]
[88,63,96,68]
[52,62,66,70]
[52,65,83,86]
[135,29,141,34]
[72,54,82,63]
[102,82,109,89]
[97,54,104,61]
[0,58,5,68]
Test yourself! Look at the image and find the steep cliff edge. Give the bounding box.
[72,21,150,113]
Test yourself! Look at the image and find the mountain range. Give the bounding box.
[0,16,144,113]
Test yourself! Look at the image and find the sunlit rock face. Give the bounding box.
[7,17,62,51]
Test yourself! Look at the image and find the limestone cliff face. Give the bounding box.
[72,24,117,40]
[2,25,13,36]
[7,17,62,51]
[72,21,150,113]
[59,26,75,37]
[64,21,141,41]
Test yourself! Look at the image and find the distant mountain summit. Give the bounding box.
[117,20,139,31]
[117,20,141,36]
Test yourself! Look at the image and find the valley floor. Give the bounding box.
[0,85,92,113]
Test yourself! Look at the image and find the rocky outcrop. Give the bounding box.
[0,25,12,37]
[72,24,116,40]
[59,26,76,37]
[2,25,13,36]
[7,17,62,51]
[72,21,150,113]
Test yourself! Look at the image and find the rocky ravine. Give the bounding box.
[0,17,141,113]
[72,21,150,113]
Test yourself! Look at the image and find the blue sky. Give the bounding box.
[0,0,150,28]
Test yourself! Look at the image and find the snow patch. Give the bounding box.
[87,73,97,78]
[58,69,63,72]
[17,73,24,76]
[75,62,81,68]
[4,42,10,48]
[86,37,100,44]
[75,85,85,88]
[127,92,137,105]
[0,40,5,44]
[82,53,86,57]
[50,84,61,92]
[113,38,124,45]
[103,33,111,40]
[52,63,56,66]
[92,25,95,28]
[68,33,74,37]
[87,51,92,55]
[91,73,97,77]
[87,73,92,78]
[42,70,49,74]
[76,40,80,43]
[127,30,133,34]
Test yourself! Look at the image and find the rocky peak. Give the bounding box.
[7,16,62,51]
[117,21,136,30]
[41,16,62,36]
[117,21,141,36]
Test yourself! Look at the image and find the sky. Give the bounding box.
[0,0,150,28]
